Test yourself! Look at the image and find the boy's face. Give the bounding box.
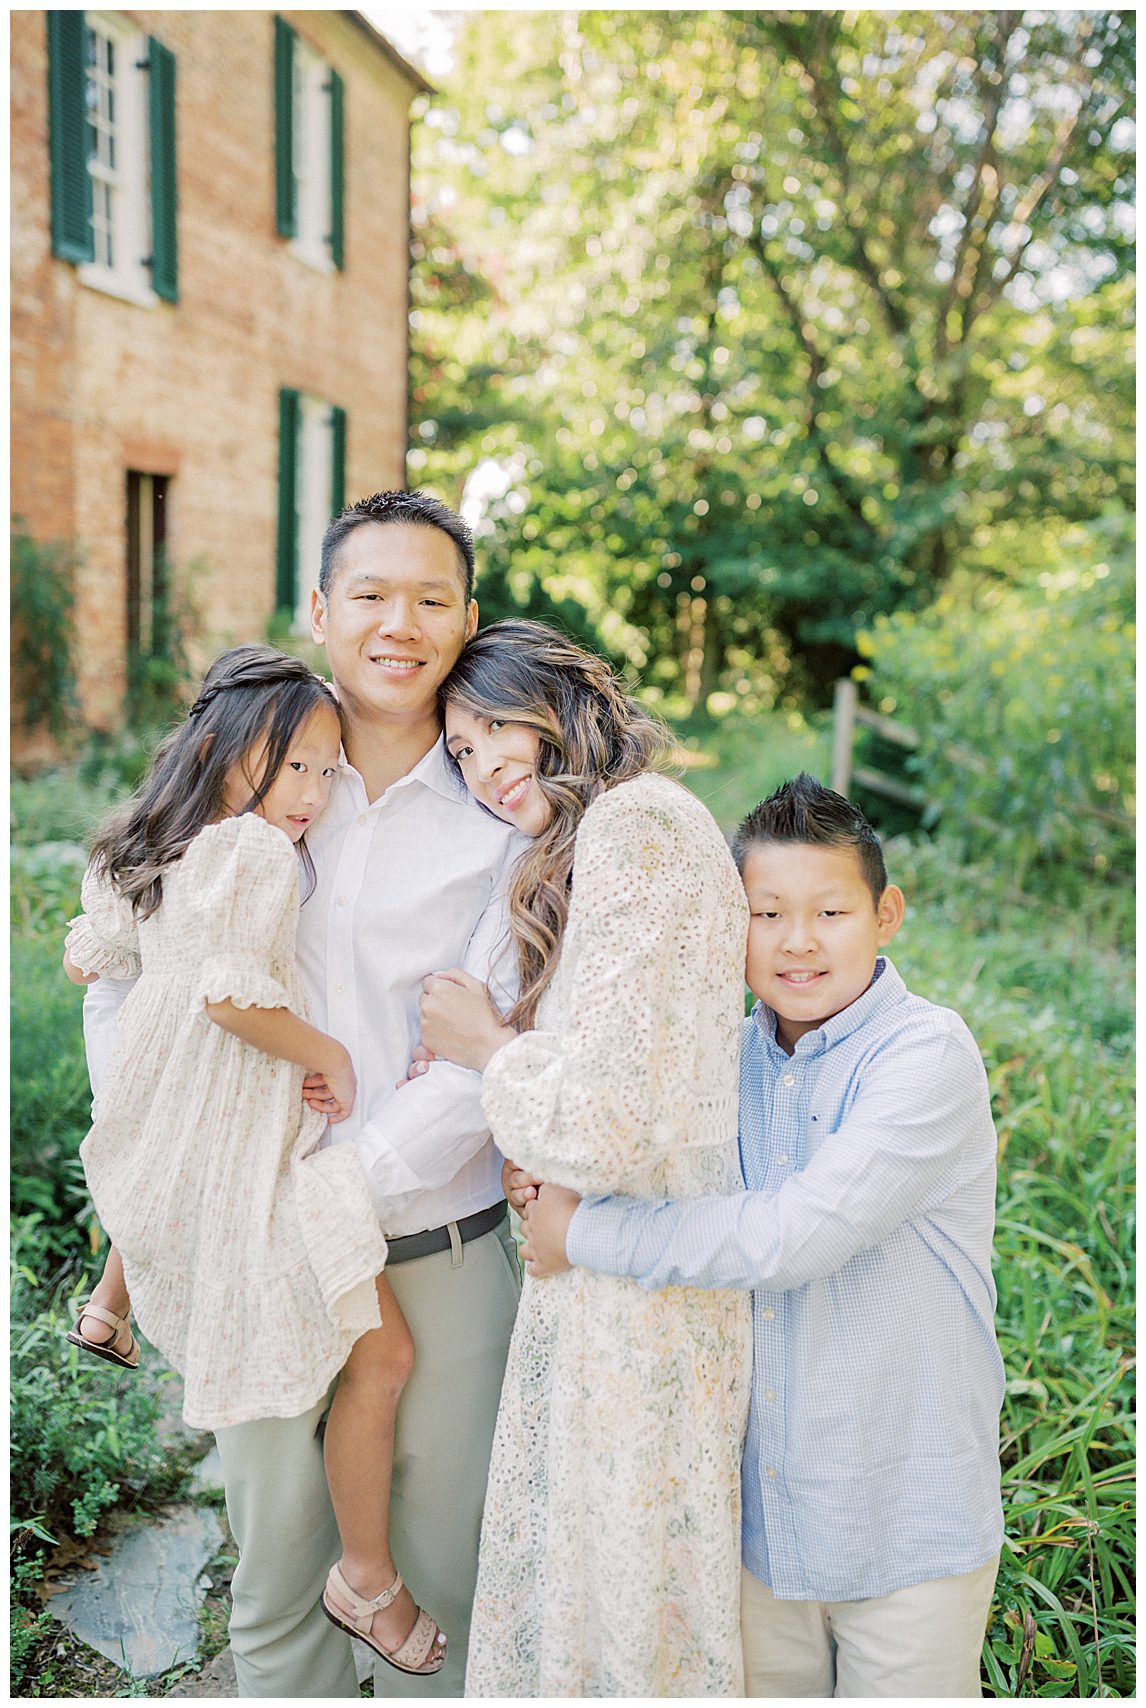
[742,841,905,1052]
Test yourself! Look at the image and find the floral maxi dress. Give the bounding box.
[465,774,753,1698]
[66,814,387,1431]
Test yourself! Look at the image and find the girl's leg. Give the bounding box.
[323,1272,438,1655]
[78,1244,135,1358]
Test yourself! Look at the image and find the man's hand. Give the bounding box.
[419,968,516,1073]
[520,1184,582,1278]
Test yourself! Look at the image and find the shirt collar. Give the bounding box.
[338,734,469,808]
[751,955,905,1058]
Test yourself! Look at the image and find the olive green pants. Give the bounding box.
[214,1221,521,1698]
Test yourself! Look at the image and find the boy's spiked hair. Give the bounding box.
[732,772,888,906]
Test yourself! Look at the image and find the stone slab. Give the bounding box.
[166,1645,238,1697]
[50,1505,224,1679]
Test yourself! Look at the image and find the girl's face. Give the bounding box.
[223,702,342,843]
[444,705,552,837]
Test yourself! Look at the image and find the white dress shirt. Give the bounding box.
[83,736,525,1238]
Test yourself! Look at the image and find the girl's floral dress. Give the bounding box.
[67,813,387,1430]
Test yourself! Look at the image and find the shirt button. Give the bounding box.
[777,1154,789,1165]
[782,1073,795,1087]
[357,814,368,828]
[334,982,345,994]
[766,1466,778,1479]
[337,896,348,907]
[761,1308,775,1321]
[764,1388,777,1403]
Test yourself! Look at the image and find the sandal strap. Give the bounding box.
[387,1606,443,1672]
[326,1563,403,1634]
[77,1303,127,1334]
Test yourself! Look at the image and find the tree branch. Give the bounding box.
[767,16,911,343]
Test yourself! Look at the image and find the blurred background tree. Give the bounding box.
[408,8,1133,713]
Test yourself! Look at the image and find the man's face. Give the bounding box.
[741,841,904,1052]
[310,523,478,722]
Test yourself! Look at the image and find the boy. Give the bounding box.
[517,773,1004,1698]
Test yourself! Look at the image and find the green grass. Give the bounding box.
[885,838,1134,1698]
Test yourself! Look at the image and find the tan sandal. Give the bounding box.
[65,1302,140,1371]
[320,1562,446,1676]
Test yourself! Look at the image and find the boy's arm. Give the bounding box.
[562,1029,994,1293]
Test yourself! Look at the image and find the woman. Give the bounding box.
[416,620,752,1697]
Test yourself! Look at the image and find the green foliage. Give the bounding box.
[887,837,1133,1697]
[859,511,1134,891]
[12,530,79,738]
[11,850,97,1263]
[669,706,832,833]
[410,11,1134,703]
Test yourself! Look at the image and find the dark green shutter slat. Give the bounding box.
[148,38,178,302]
[330,406,347,514]
[329,69,344,268]
[47,11,94,263]
[274,16,296,238]
[276,388,300,611]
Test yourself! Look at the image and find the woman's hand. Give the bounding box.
[302,1047,356,1123]
[396,1044,437,1089]
[420,969,517,1073]
[502,1156,543,1212]
[520,1184,581,1278]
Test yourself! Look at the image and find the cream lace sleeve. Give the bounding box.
[182,816,299,1014]
[65,863,142,980]
[481,778,739,1194]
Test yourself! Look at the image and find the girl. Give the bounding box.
[62,644,446,1676]
[415,620,753,1697]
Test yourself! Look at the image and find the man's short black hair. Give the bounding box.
[319,490,475,602]
[732,772,888,906]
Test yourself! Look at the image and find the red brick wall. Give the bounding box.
[12,9,416,742]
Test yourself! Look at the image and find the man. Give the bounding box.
[84,491,524,1697]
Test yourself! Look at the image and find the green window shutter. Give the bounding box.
[328,69,344,269]
[274,16,296,238]
[276,387,300,612]
[47,10,94,263]
[148,38,178,302]
[330,406,347,514]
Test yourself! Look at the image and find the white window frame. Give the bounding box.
[78,10,157,308]
[289,38,335,275]
[294,395,335,628]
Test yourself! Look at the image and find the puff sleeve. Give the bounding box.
[65,864,142,980]
[480,781,744,1195]
[182,816,299,1015]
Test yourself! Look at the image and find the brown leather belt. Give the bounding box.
[385,1200,508,1267]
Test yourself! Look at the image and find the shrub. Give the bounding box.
[858,512,1133,895]
[11,854,96,1264]
[12,530,79,739]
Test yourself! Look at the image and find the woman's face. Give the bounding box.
[445,704,552,836]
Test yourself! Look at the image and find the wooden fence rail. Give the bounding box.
[830,678,1133,835]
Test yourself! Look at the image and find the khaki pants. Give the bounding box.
[215,1221,521,1698]
[740,1556,999,1698]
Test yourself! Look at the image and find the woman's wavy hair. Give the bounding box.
[440,619,673,1029]
[89,645,340,919]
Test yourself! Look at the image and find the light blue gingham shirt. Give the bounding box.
[567,957,1005,1601]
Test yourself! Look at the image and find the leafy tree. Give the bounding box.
[408,10,1134,708]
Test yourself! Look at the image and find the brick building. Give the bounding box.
[11,9,430,748]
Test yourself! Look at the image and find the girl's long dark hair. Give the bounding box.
[440,619,672,1029]
[89,645,340,918]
